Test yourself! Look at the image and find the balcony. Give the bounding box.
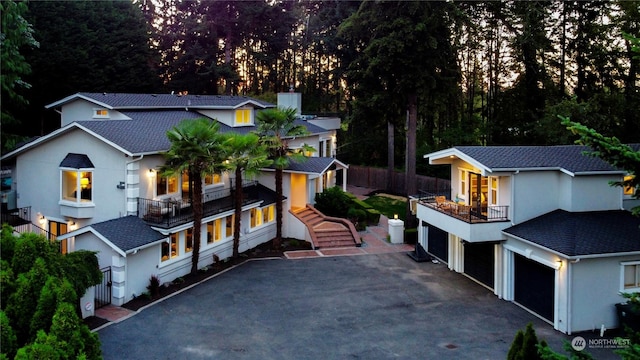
[418,191,509,223]
[416,191,511,243]
[138,181,275,229]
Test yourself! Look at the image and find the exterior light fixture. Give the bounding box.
[393,214,398,220]
[39,215,46,225]
[148,169,156,177]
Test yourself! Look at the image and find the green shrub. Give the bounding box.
[315,186,352,217]
[147,275,161,298]
[404,228,418,244]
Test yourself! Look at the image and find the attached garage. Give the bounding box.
[463,242,495,289]
[424,222,448,262]
[513,253,555,322]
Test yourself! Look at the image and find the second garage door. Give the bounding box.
[514,253,555,322]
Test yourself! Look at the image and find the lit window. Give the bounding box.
[156,175,178,196]
[205,173,222,186]
[61,170,93,203]
[50,221,69,254]
[185,228,193,253]
[624,175,635,196]
[623,262,640,291]
[235,109,251,125]
[162,233,179,262]
[490,177,498,205]
[207,219,222,244]
[226,214,234,237]
[263,205,275,224]
[251,208,263,228]
[182,171,190,194]
[93,109,109,118]
[459,169,468,199]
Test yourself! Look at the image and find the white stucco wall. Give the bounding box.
[511,171,561,224]
[570,255,640,333]
[16,129,128,227]
[125,245,161,303]
[196,109,236,127]
[567,175,623,212]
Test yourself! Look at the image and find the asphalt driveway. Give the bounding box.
[98,253,615,359]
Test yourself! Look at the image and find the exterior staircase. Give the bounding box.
[291,205,361,249]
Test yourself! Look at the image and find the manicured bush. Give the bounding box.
[314,186,352,217]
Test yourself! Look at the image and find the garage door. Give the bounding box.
[463,242,494,288]
[425,223,448,262]
[514,253,555,322]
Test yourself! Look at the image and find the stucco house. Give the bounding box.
[0,91,351,308]
[414,145,640,334]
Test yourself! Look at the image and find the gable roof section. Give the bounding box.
[503,209,640,257]
[426,145,632,176]
[58,216,166,255]
[265,157,348,175]
[46,92,275,110]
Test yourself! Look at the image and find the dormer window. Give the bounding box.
[235,109,251,125]
[93,108,109,118]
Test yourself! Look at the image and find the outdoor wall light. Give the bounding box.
[117,181,125,190]
[557,260,563,269]
[148,169,156,177]
[39,215,46,225]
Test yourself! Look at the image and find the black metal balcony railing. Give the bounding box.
[418,190,509,223]
[138,181,262,228]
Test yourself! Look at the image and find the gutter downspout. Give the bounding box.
[125,155,144,216]
[567,258,580,335]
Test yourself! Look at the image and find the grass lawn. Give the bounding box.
[364,194,407,221]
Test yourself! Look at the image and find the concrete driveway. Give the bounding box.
[98,253,616,359]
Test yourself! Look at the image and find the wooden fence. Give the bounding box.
[346,165,451,196]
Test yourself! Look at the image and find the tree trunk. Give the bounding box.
[405,94,417,229]
[273,167,283,249]
[191,172,203,275]
[233,167,243,258]
[387,121,395,193]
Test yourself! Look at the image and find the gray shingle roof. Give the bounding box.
[454,145,629,173]
[59,153,94,168]
[77,92,275,109]
[88,215,166,252]
[75,110,327,154]
[280,157,342,174]
[503,209,640,257]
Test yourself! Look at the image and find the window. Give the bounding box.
[50,221,69,254]
[226,214,234,237]
[162,233,179,262]
[205,173,222,186]
[263,205,275,224]
[459,169,468,199]
[623,262,640,291]
[251,208,263,228]
[182,171,190,194]
[185,228,193,253]
[490,177,498,205]
[207,219,222,244]
[93,109,109,118]
[157,175,178,196]
[235,109,251,125]
[624,175,635,196]
[61,170,93,203]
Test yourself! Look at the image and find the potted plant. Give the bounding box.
[616,292,640,333]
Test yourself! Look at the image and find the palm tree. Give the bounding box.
[223,132,272,258]
[254,107,314,249]
[160,118,227,275]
